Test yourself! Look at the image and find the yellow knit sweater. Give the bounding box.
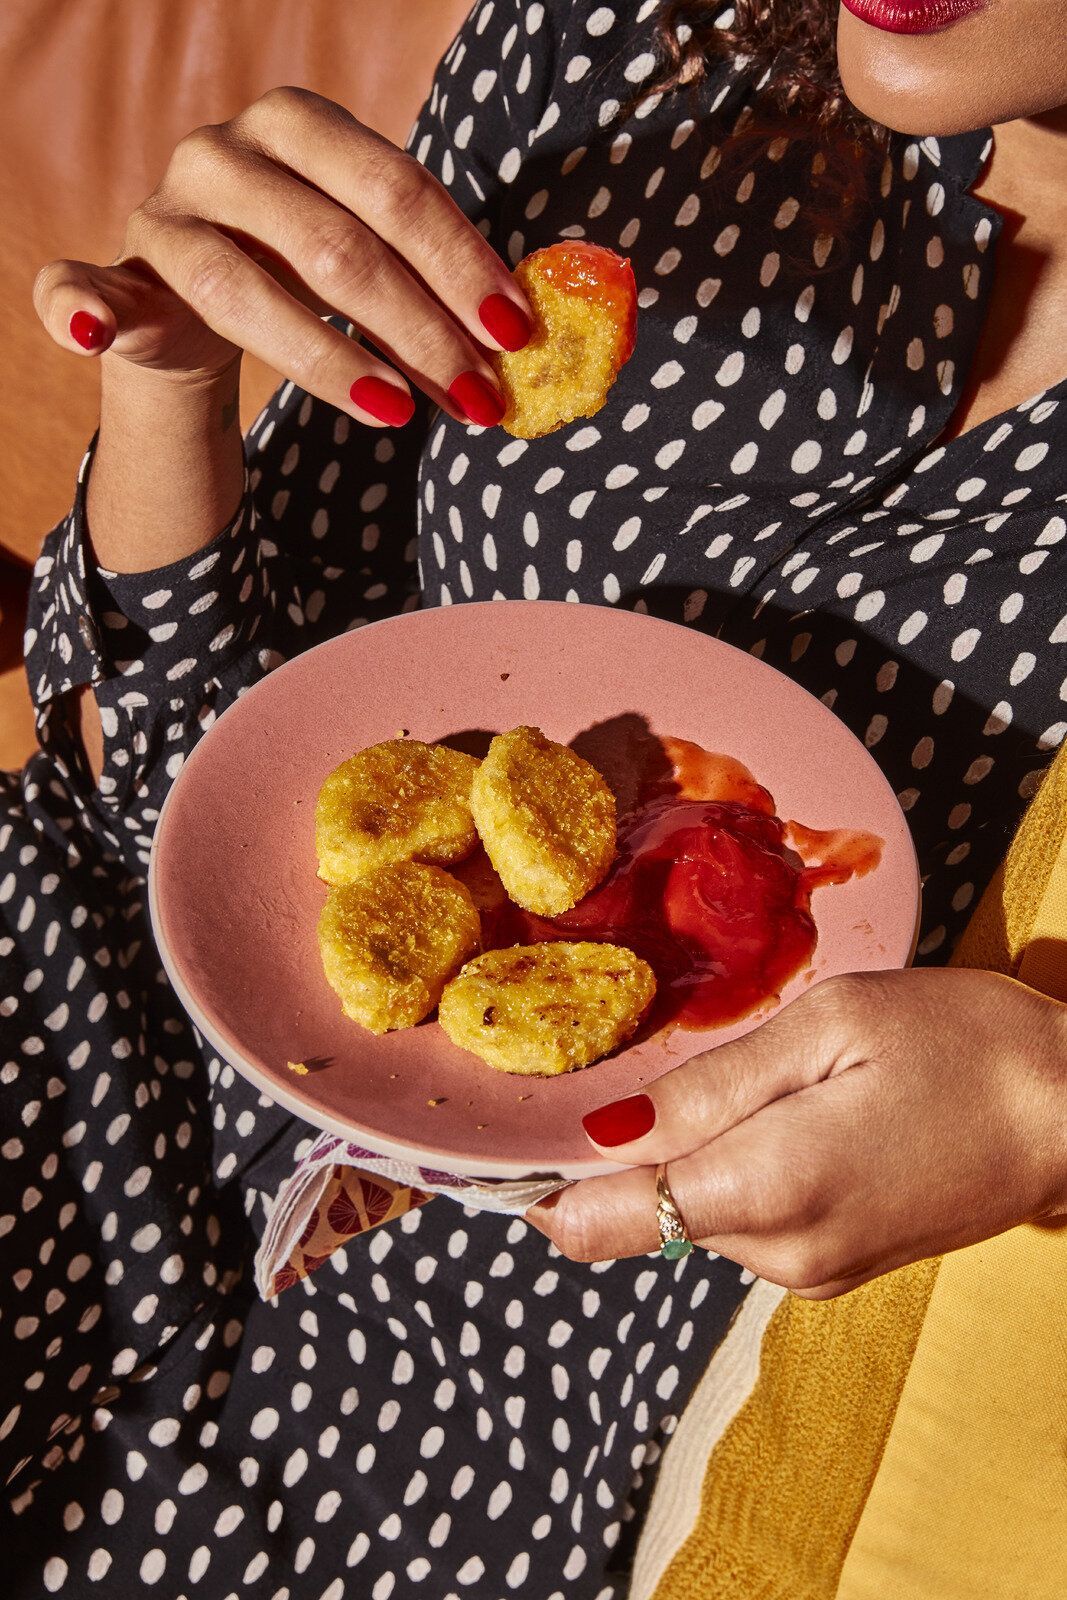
[646,744,1067,1600]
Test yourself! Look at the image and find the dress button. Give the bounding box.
[77,613,102,655]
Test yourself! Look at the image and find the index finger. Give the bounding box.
[236,88,533,351]
[529,1065,881,1273]
[579,976,866,1168]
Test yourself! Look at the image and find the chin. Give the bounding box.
[836,10,1015,136]
[838,54,992,136]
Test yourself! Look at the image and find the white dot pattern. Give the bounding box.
[4,2,1066,1593]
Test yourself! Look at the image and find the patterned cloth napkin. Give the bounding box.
[254,1132,569,1299]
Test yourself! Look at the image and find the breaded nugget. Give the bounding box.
[448,847,509,917]
[470,726,616,914]
[316,739,480,885]
[439,942,656,1075]
[494,242,637,439]
[318,862,481,1034]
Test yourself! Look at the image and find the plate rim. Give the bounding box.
[148,598,921,1180]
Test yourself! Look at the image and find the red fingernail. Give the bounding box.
[350,376,415,426]
[582,1093,656,1147]
[70,311,108,351]
[478,293,532,352]
[448,370,506,427]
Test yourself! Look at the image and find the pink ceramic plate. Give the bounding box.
[149,601,919,1179]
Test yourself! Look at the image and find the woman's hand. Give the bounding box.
[32,86,530,427]
[527,969,1067,1297]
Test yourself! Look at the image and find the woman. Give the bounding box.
[5,0,1065,1594]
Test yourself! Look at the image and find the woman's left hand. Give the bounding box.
[526,969,1067,1297]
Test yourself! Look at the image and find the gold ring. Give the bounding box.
[655,1163,693,1261]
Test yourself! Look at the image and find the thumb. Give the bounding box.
[580,974,864,1165]
[32,256,177,360]
[35,258,121,355]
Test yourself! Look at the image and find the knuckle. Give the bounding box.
[305,225,379,299]
[365,154,432,228]
[767,1239,837,1293]
[702,1162,767,1236]
[286,315,351,392]
[708,1156,791,1233]
[547,1194,602,1264]
[715,1054,766,1126]
[182,244,242,317]
[252,84,314,124]
[748,1183,798,1236]
[783,1180,824,1232]
[169,122,227,181]
[125,198,162,248]
[707,1160,751,1217]
[289,331,336,392]
[814,970,876,1020]
[753,1139,819,1228]
[404,313,455,373]
[236,87,357,159]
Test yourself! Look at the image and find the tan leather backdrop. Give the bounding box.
[0,0,469,769]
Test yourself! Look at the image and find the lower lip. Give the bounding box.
[841,0,984,34]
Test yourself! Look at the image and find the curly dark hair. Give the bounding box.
[646,2,889,226]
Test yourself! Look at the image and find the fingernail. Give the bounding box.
[448,370,506,427]
[350,376,415,426]
[479,293,532,352]
[582,1093,656,1148]
[70,310,108,351]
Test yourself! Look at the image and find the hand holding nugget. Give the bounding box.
[527,970,1067,1295]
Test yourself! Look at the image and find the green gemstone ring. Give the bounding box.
[655,1164,693,1261]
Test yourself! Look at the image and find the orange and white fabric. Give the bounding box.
[254,1137,565,1299]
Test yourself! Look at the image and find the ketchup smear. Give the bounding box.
[529,241,638,364]
[482,738,883,1034]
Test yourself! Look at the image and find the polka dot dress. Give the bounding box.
[3,1,1065,1595]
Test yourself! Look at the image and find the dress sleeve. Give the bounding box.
[21,382,428,877]
[21,0,562,875]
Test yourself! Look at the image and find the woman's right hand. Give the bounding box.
[32,87,532,428]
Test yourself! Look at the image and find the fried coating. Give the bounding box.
[494,242,638,439]
[448,846,509,918]
[318,862,481,1034]
[438,942,656,1075]
[316,739,480,886]
[470,726,616,915]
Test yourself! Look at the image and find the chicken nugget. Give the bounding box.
[470,726,616,914]
[318,862,481,1034]
[316,739,480,885]
[448,846,509,917]
[439,942,656,1075]
[493,242,637,439]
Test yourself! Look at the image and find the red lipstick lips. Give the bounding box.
[841,0,984,34]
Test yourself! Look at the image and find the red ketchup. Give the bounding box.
[527,241,638,365]
[481,737,884,1035]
